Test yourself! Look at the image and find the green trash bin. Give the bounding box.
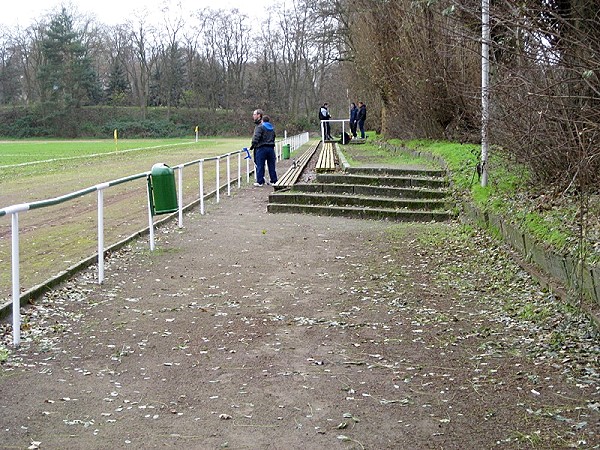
[282,144,291,160]
[148,163,178,216]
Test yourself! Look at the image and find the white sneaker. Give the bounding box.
[253,182,264,187]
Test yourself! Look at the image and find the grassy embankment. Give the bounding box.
[341,134,598,267]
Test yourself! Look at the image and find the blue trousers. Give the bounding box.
[255,146,277,185]
[358,119,365,138]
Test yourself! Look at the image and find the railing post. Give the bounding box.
[199,160,205,215]
[177,166,184,228]
[146,177,155,251]
[97,188,105,284]
[237,152,241,189]
[12,212,20,347]
[226,154,231,196]
[216,157,220,203]
[246,156,250,184]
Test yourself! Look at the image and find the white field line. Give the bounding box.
[0,141,193,169]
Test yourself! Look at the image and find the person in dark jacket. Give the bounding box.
[349,102,358,138]
[357,102,367,139]
[250,109,278,187]
[319,102,333,140]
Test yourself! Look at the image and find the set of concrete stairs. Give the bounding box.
[267,166,456,222]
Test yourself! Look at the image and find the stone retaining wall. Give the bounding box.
[464,203,599,307]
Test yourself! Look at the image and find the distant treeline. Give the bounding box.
[0,3,345,139]
[0,106,314,139]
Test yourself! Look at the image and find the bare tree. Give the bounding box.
[127,15,157,119]
[4,24,47,105]
[339,0,481,139]
[200,8,250,110]
[252,0,345,120]
[180,23,203,108]
[0,29,23,104]
[152,7,187,117]
[488,0,600,189]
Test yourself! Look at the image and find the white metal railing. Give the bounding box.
[0,132,310,346]
[320,119,350,142]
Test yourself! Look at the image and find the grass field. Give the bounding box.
[0,138,195,165]
[0,137,253,302]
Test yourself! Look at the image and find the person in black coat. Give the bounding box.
[250,109,278,186]
[319,102,333,140]
[357,102,367,139]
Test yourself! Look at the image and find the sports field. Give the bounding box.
[0,137,250,302]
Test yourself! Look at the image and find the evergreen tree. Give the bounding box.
[38,8,100,108]
[106,59,131,105]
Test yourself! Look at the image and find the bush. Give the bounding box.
[103,120,189,138]
[0,105,317,138]
[0,107,52,137]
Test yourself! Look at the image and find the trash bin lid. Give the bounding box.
[151,163,173,176]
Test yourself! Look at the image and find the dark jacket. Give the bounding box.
[251,121,276,150]
[349,105,358,123]
[357,104,367,122]
[319,106,331,121]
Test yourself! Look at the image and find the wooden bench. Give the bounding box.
[273,141,319,191]
[315,141,337,173]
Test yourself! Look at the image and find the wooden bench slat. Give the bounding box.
[273,142,319,189]
[315,141,337,173]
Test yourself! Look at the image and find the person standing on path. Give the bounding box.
[357,101,367,139]
[349,102,358,138]
[319,102,333,140]
[250,109,278,187]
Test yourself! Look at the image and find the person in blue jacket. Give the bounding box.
[250,109,278,187]
[349,102,358,138]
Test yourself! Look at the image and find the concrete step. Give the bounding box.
[268,192,451,211]
[267,203,455,222]
[266,164,455,222]
[316,173,449,189]
[345,166,447,178]
[292,183,449,199]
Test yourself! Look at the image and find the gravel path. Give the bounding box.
[1,167,598,449]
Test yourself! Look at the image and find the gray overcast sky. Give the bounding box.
[1,0,275,27]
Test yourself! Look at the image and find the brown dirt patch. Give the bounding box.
[1,170,598,449]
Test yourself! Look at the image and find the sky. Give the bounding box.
[0,0,273,27]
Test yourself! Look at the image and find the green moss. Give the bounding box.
[471,184,490,205]
[520,212,569,249]
[516,303,553,322]
[394,139,587,262]
[341,138,439,168]
[0,345,9,363]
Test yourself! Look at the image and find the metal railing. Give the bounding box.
[1,132,310,346]
[320,119,350,142]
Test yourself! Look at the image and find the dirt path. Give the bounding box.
[1,179,598,449]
